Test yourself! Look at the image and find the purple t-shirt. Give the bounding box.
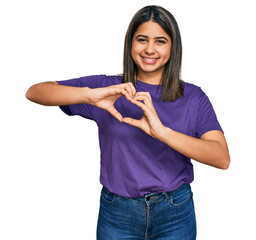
[57,75,223,198]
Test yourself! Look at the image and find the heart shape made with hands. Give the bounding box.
[113,92,144,122]
[100,82,162,138]
[121,91,163,138]
[115,90,158,122]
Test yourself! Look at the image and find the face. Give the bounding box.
[131,21,172,83]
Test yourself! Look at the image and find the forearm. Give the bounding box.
[26,82,91,106]
[157,127,230,169]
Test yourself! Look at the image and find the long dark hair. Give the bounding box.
[123,5,184,102]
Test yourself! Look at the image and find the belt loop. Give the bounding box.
[163,192,169,202]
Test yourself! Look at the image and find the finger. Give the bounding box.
[123,117,140,128]
[130,98,148,111]
[119,89,132,100]
[132,95,151,106]
[117,82,136,98]
[122,83,136,98]
[107,106,123,122]
[127,82,136,97]
[130,98,157,119]
[135,91,152,99]
[110,88,131,100]
[110,88,125,95]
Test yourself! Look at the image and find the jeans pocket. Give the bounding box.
[101,188,117,205]
[169,186,193,207]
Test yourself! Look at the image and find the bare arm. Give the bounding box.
[157,128,230,169]
[25,81,91,106]
[123,92,230,170]
[26,81,136,122]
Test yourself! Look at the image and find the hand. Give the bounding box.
[89,82,136,122]
[122,92,165,138]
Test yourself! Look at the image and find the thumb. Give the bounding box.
[123,117,140,128]
[107,106,123,122]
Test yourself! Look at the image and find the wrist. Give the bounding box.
[155,125,172,142]
[81,87,93,104]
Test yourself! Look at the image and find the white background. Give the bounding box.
[1,0,255,239]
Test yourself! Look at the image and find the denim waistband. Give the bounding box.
[102,183,191,205]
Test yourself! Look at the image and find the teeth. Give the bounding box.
[143,57,157,62]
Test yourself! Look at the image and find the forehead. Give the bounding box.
[134,21,170,39]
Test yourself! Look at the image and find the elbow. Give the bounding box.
[25,87,34,101]
[220,160,230,170]
[26,85,38,103]
[219,155,231,170]
[26,81,58,103]
[216,142,231,170]
[26,83,43,103]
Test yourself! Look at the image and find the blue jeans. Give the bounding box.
[97,183,196,239]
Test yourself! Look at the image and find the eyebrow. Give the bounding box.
[135,34,169,41]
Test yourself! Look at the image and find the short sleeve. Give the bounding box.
[195,92,223,138]
[56,75,104,121]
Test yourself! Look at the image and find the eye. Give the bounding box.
[157,40,166,44]
[137,38,147,43]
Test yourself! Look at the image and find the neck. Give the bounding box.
[136,71,163,85]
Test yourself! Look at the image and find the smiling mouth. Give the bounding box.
[141,56,159,64]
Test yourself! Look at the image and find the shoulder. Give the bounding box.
[182,81,217,113]
[182,81,205,98]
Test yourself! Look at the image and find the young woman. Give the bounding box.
[26,5,230,240]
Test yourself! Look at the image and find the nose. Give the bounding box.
[145,41,155,55]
